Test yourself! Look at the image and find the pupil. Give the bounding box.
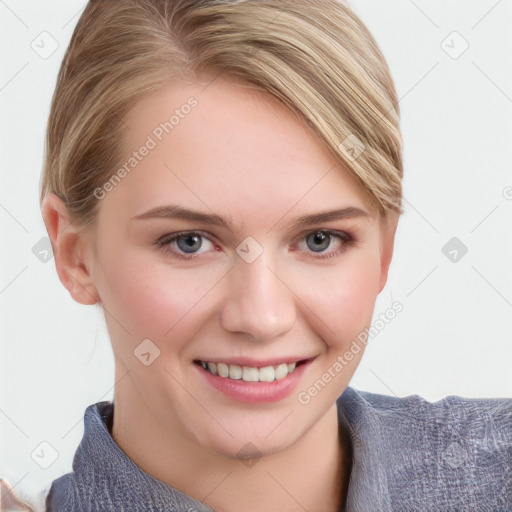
[307,231,330,252]
[177,235,202,253]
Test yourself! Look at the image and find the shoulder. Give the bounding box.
[338,387,512,510]
[45,401,213,512]
[340,385,512,429]
[45,473,74,511]
[44,403,105,511]
[44,401,124,511]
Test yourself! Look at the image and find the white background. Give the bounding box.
[1,0,511,509]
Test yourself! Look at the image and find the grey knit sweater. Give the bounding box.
[45,386,512,511]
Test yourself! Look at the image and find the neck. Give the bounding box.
[112,370,351,512]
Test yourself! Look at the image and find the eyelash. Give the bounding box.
[155,229,356,261]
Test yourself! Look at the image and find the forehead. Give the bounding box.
[108,78,377,229]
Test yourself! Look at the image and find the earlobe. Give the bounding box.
[41,193,99,305]
[378,212,399,294]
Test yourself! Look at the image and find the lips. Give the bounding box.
[194,357,314,403]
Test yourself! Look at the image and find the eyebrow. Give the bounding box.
[132,204,369,232]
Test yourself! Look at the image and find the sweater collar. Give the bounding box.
[73,386,390,511]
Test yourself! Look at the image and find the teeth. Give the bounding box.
[199,360,300,382]
[242,366,259,382]
[217,362,229,378]
[229,364,242,380]
[258,366,274,382]
[207,362,217,376]
[274,363,288,380]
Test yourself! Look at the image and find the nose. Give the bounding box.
[220,250,296,341]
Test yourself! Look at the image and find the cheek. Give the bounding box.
[95,247,222,344]
[299,251,381,345]
[340,256,380,318]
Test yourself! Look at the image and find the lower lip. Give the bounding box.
[195,360,313,403]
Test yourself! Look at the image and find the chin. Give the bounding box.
[191,413,305,462]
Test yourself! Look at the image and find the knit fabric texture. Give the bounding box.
[45,386,512,511]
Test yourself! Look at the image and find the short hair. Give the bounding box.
[39,0,403,228]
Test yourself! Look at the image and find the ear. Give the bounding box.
[378,211,399,294]
[41,193,99,305]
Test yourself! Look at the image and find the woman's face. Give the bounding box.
[80,78,397,459]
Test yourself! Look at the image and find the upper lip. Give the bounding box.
[194,356,315,367]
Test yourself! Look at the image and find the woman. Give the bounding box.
[33,0,512,510]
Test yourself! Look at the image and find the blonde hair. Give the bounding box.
[40,0,403,228]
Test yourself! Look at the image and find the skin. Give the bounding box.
[42,77,398,511]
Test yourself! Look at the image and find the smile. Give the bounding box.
[196,360,302,382]
[194,357,314,403]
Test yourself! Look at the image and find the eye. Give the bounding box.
[296,230,355,259]
[155,231,216,260]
